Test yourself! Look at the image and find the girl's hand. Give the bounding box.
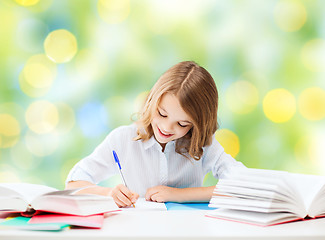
[145,185,181,203]
[110,184,139,207]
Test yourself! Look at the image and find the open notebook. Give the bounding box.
[122,198,167,211]
[122,199,214,211]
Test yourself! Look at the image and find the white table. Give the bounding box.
[1,210,325,240]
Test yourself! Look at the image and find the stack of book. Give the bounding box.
[207,168,325,226]
[0,183,119,231]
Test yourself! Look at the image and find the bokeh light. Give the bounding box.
[25,130,59,157]
[263,89,296,123]
[77,102,107,137]
[25,100,59,134]
[15,0,40,6]
[301,39,325,72]
[19,73,49,98]
[225,80,259,115]
[215,129,240,158]
[0,165,21,182]
[313,133,325,174]
[274,0,307,32]
[55,103,76,134]
[298,87,325,121]
[97,0,130,24]
[44,29,78,63]
[22,54,57,88]
[294,132,325,175]
[19,54,57,98]
[0,103,25,130]
[0,114,20,148]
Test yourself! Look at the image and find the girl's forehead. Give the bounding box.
[158,93,179,107]
[158,93,192,123]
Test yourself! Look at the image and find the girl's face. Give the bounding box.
[151,93,193,148]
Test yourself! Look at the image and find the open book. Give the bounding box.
[207,168,325,226]
[0,183,119,216]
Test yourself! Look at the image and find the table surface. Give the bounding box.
[1,210,325,240]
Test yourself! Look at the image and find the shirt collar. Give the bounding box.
[143,136,158,150]
[143,136,176,152]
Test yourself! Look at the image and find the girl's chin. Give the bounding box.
[155,135,171,143]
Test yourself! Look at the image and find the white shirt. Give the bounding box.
[66,124,245,197]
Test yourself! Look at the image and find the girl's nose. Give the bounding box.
[161,120,173,133]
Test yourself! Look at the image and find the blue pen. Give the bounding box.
[112,150,135,207]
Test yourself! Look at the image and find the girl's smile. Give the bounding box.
[157,126,174,138]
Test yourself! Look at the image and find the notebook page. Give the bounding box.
[122,198,167,211]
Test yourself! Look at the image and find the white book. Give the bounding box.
[0,183,119,216]
[207,168,325,226]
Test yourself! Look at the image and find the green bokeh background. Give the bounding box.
[0,0,324,190]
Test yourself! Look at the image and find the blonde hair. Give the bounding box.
[135,61,219,160]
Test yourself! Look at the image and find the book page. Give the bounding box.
[207,208,300,226]
[0,183,58,203]
[285,173,325,214]
[229,169,298,200]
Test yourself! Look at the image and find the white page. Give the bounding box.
[215,185,283,200]
[0,183,58,203]
[285,173,325,211]
[122,198,167,211]
[207,208,298,225]
[226,170,296,199]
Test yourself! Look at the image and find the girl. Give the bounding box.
[66,61,245,207]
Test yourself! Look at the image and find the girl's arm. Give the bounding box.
[145,185,215,203]
[66,180,139,207]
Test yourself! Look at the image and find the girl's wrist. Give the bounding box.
[103,187,113,197]
[173,186,215,202]
[172,187,188,202]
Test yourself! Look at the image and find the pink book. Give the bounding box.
[29,213,106,229]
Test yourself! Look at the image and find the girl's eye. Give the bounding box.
[178,123,188,128]
[158,110,167,118]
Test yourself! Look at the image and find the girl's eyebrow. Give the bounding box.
[180,120,192,124]
[159,106,192,124]
[158,106,165,112]
[158,106,168,114]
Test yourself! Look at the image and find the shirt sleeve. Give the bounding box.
[66,130,118,184]
[202,135,246,179]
